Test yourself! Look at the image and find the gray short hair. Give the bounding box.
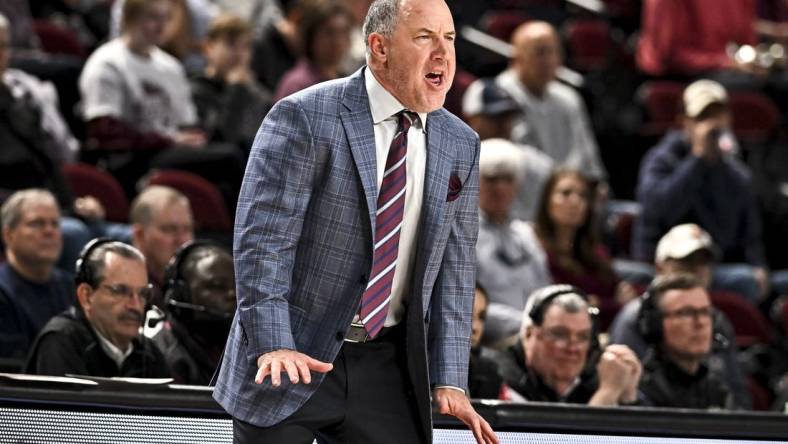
[362,0,400,49]
[520,287,590,338]
[1,189,59,230]
[82,241,146,287]
[129,185,190,225]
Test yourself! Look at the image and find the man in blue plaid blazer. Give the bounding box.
[213,1,498,443]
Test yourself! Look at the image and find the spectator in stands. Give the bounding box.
[468,283,505,399]
[148,241,235,385]
[0,190,74,362]
[80,0,244,208]
[111,0,220,74]
[637,273,733,409]
[476,139,551,346]
[609,223,751,409]
[633,79,767,302]
[25,240,169,378]
[251,0,302,92]
[637,0,759,80]
[130,186,194,307]
[534,169,637,330]
[496,21,607,182]
[488,285,642,405]
[462,78,554,221]
[273,0,352,101]
[191,14,272,153]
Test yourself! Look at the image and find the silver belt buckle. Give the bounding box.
[344,322,370,343]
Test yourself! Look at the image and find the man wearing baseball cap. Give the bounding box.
[609,223,751,409]
[462,78,553,221]
[633,79,767,303]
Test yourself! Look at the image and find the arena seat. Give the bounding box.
[62,163,130,223]
[146,169,232,232]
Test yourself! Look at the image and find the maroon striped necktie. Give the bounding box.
[359,110,417,338]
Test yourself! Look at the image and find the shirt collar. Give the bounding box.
[93,326,134,368]
[364,67,427,132]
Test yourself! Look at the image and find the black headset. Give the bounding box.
[74,237,116,287]
[637,282,730,350]
[527,284,600,352]
[162,239,229,321]
[637,283,664,345]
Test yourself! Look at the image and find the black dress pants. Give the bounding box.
[233,323,426,444]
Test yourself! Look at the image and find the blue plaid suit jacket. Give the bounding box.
[213,68,480,433]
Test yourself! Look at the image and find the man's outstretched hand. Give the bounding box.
[255,349,333,386]
[434,387,499,444]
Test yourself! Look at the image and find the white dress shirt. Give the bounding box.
[93,327,133,369]
[363,68,428,327]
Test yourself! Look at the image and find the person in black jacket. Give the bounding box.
[637,273,732,409]
[468,283,504,399]
[488,285,642,405]
[191,14,272,156]
[25,240,169,378]
[147,241,235,385]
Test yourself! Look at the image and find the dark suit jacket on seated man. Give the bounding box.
[212,1,498,443]
[25,240,169,378]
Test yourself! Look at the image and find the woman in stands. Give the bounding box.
[533,169,636,330]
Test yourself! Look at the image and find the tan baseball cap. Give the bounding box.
[683,79,728,118]
[655,223,717,263]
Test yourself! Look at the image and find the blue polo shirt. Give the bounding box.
[0,262,75,360]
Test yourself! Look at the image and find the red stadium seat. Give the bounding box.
[480,10,530,42]
[710,291,775,348]
[636,81,684,137]
[729,91,780,147]
[602,0,639,19]
[563,19,613,72]
[32,20,87,59]
[146,169,232,232]
[62,163,130,223]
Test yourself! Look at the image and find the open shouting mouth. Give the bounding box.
[425,71,445,88]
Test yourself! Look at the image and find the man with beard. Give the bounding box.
[25,240,169,378]
[148,241,235,385]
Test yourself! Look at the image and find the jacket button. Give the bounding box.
[336,331,345,341]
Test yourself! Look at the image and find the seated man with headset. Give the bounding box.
[25,239,169,378]
[637,273,733,409]
[487,285,642,405]
[145,241,235,385]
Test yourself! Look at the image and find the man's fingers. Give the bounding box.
[295,360,312,384]
[306,357,334,373]
[470,416,484,444]
[283,360,300,384]
[480,417,499,444]
[254,364,267,384]
[270,360,282,386]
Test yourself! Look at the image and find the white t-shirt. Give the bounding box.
[79,38,197,137]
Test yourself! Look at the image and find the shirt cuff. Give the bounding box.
[434,385,467,395]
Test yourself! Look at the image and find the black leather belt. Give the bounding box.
[344,322,399,343]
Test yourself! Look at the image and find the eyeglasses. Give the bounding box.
[98,283,154,304]
[539,326,592,348]
[662,306,713,321]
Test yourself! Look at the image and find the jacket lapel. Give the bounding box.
[340,68,378,234]
[414,112,455,305]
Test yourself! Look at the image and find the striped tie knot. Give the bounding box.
[398,110,418,135]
